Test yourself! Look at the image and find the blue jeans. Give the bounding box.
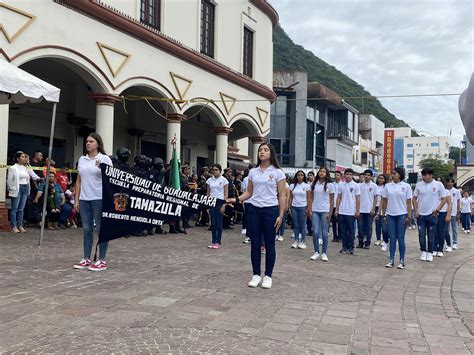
[417,214,437,253]
[338,214,355,251]
[278,212,287,237]
[358,213,374,244]
[80,199,108,260]
[375,207,389,243]
[446,217,458,245]
[435,212,449,252]
[387,214,407,262]
[292,206,307,242]
[59,202,73,225]
[461,213,471,231]
[247,204,278,277]
[312,212,329,253]
[210,206,223,244]
[10,184,29,228]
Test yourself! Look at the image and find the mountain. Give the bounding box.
[273,25,410,129]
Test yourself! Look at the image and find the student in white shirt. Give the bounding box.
[335,168,361,254]
[228,143,286,289]
[73,133,113,271]
[206,164,228,249]
[276,180,291,242]
[460,191,472,234]
[357,169,378,249]
[240,164,255,243]
[378,167,412,269]
[288,171,310,249]
[434,177,452,257]
[7,151,41,233]
[307,167,334,261]
[331,171,342,242]
[412,168,447,262]
[445,178,462,250]
[374,174,389,250]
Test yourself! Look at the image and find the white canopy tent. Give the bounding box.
[0,59,61,245]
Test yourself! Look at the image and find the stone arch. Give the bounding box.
[228,113,262,140]
[182,100,227,127]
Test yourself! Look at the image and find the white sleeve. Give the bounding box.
[405,184,413,199]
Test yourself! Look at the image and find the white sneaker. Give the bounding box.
[426,253,433,262]
[446,246,452,253]
[420,251,427,261]
[433,251,438,257]
[453,244,458,250]
[291,232,295,238]
[310,252,320,260]
[319,238,323,245]
[241,229,247,235]
[321,253,328,262]
[291,241,298,248]
[276,235,284,242]
[248,275,261,287]
[261,276,272,289]
[437,252,443,257]
[381,243,388,252]
[298,243,307,249]
[374,240,382,246]
[243,237,250,244]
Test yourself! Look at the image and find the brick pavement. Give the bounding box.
[0,224,473,354]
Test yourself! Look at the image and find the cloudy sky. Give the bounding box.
[270,0,473,145]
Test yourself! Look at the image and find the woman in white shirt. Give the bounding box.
[307,167,334,261]
[288,171,310,249]
[374,174,389,250]
[460,191,472,234]
[206,164,228,249]
[228,143,286,289]
[378,167,412,269]
[7,151,41,233]
[73,133,113,272]
[434,177,452,257]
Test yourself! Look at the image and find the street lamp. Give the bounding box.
[312,129,322,172]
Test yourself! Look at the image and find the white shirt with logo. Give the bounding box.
[439,189,451,213]
[206,175,228,200]
[333,182,340,206]
[338,181,361,216]
[78,153,113,201]
[460,197,472,214]
[375,185,385,207]
[448,188,462,216]
[248,165,286,208]
[382,181,413,216]
[413,180,446,216]
[290,182,310,208]
[360,181,377,213]
[312,181,335,213]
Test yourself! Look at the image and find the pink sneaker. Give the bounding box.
[88,260,108,271]
[213,243,221,249]
[73,258,91,270]
[208,244,215,249]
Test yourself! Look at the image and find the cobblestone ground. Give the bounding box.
[0,223,473,354]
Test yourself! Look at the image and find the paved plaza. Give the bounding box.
[0,224,473,354]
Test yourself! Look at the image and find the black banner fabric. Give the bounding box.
[98,164,223,243]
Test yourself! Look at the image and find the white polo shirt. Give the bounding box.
[413,180,446,216]
[375,185,384,207]
[77,153,113,201]
[333,182,340,206]
[248,165,286,208]
[439,189,451,213]
[359,181,377,213]
[338,181,361,216]
[311,181,335,213]
[206,175,228,200]
[382,181,413,216]
[460,197,472,213]
[448,188,462,216]
[289,182,310,208]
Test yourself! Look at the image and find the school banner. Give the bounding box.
[383,130,394,175]
[99,164,223,243]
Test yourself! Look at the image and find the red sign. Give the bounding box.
[383,130,394,175]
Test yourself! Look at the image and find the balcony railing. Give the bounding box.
[327,126,354,142]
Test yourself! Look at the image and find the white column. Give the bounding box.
[215,127,232,168]
[90,94,120,155]
[166,114,185,164]
[0,104,9,230]
[250,136,265,164]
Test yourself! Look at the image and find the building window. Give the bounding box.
[407,165,413,169]
[243,26,254,77]
[140,0,161,30]
[306,120,314,161]
[200,0,215,57]
[407,143,413,148]
[431,142,439,147]
[407,154,413,158]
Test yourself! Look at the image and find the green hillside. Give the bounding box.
[273,25,410,129]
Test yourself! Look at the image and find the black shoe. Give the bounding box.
[356,241,364,249]
[363,242,370,249]
[349,249,355,255]
[339,248,347,254]
[307,232,313,237]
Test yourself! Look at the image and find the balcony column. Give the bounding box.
[89,94,121,154]
[166,113,186,164]
[250,136,266,164]
[0,105,9,230]
[214,127,233,168]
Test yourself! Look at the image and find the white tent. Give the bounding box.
[0,59,61,245]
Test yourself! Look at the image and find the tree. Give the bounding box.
[418,157,452,179]
[449,146,466,162]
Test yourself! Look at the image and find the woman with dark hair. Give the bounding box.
[227,143,286,289]
[460,191,472,235]
[378,167,412,269]
[206,164,228,249]
[73,133,113,271]
[7,151,41,233]
[374,174,389,251]
[308,167,334,261]
[434,177,451,257]
[288,170,310,249]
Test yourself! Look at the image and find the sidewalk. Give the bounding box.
[0,225,473,354]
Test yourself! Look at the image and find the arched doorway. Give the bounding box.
[228,116,261,169]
